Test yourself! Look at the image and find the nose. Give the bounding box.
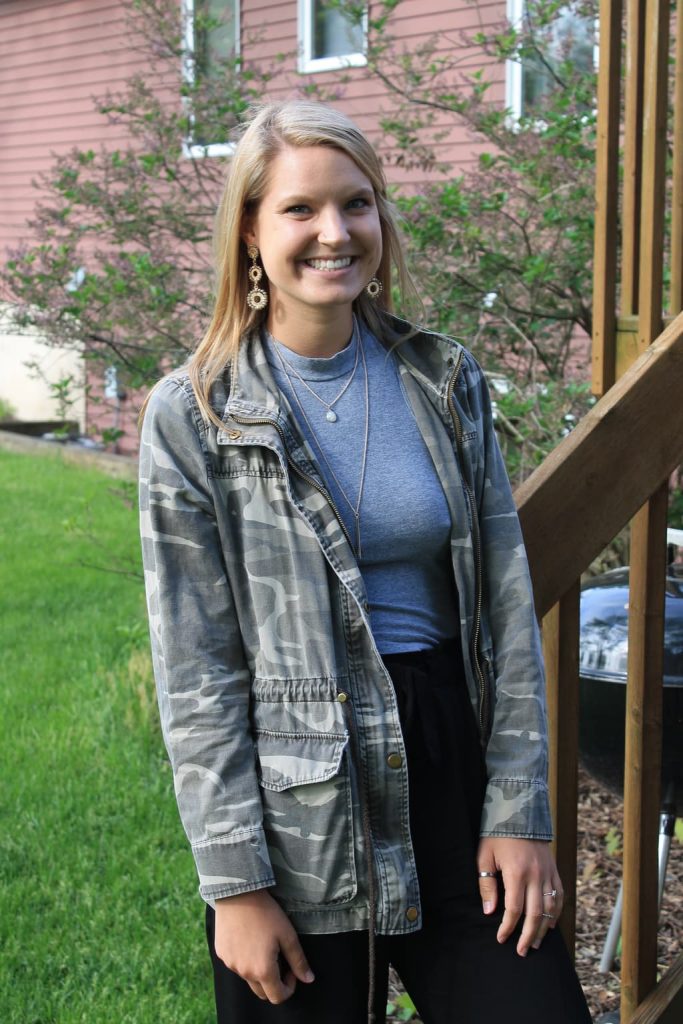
[317,205,351,246]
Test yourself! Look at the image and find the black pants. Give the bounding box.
[206,641,592,1023]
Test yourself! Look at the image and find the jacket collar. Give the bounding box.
[222,317,464,426]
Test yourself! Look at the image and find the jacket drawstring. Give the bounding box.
[342,697,377,1024]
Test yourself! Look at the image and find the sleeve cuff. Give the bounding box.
[479,777,553,840]
[193,826,276,902]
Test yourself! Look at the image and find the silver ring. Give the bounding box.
[541,912,555,920]
[543,889,558,898]
[478,871,498,878]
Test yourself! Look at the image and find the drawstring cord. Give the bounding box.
[342,697,377,1024]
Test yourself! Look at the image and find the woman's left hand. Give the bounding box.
[476,836,563,956]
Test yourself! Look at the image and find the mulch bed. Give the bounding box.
[574,765,682,1020]
[388,765,682,1021]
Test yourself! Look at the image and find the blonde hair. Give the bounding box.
[145,101,420,428]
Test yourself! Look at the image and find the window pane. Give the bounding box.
[521,3,593,115]
[195,0,237,78]
[312,1,363,59]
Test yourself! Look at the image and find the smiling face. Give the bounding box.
[242,144,383,352]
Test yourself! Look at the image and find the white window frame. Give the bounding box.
[505,0,599,121]
[182,0,240,159]
[505,0,526,121]
[298,0,367,74]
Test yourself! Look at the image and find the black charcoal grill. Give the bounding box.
[579,556,683,813]
[578,530,683,992]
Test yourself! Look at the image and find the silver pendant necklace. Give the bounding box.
[274,332,370,559]
[273,320,360,423]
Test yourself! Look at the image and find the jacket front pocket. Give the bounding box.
[255,730,357,907]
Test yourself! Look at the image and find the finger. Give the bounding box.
[538,880,564,942]
[246,980,268,1001]
[260,965,295,1006]
[477,873,499,914]
[531,903,553,949]
[280,930,315,984]
[531,920,551,951]
[247,953,296,1005]
[516,884,543,957]
[476,855,499,915]
[496,876,524,945]
[530,882,557,949]
[552,879,565,924]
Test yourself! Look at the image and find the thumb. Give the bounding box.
[280,929,315,985]
[477,860,499,915]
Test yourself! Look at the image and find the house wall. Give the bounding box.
[0,304,86,428]
[0,0,149,255]
[0,0,148,433]
[0,0,509,451]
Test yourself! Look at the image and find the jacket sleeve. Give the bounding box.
[464,356,553,841]
[139,376,276,901]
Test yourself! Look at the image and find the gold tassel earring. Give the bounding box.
[246,245,268,310]
[366,277,382,300]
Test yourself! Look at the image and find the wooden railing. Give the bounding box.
[510,0,683,1019]
[515,315,683,1024]
[518,314,683,619]
[517,310,683,969]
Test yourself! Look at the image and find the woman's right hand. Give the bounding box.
[213,889,315,1003]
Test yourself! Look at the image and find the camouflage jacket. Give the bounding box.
[139,322,552,936]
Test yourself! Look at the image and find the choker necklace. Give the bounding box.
[273,331,370,559]
[272,321,359,423]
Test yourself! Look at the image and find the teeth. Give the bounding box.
[306,257,352,270]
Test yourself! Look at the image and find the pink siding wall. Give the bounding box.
[0,0,150,256]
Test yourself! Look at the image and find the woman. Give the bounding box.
[139,101,591,1024]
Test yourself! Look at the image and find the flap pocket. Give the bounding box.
[255,732,349,792]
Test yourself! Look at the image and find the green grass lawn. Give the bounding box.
[0,450,213,1023]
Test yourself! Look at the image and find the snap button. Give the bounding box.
[405,906,418,923]
[387,752,402,769]
[336,692,349,703]
[227,429,242,440]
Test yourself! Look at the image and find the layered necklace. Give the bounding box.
[272,328,370,559]
[273,319,360,423]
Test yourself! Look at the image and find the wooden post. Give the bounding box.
[621,0,647,317]
[542,581,580,956]
[621,482,668,1021]
[620,3,671,1015]
[671,0,683,316]
[592,0,623,396]
[636,0,669,349]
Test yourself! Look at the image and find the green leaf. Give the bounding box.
[604,827,622,857]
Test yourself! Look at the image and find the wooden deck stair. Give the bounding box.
[509,0,683,1020]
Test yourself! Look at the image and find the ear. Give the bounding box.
[241,214,257,249]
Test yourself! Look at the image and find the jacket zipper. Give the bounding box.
[446,351,490,741]
[226,414,355,551]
